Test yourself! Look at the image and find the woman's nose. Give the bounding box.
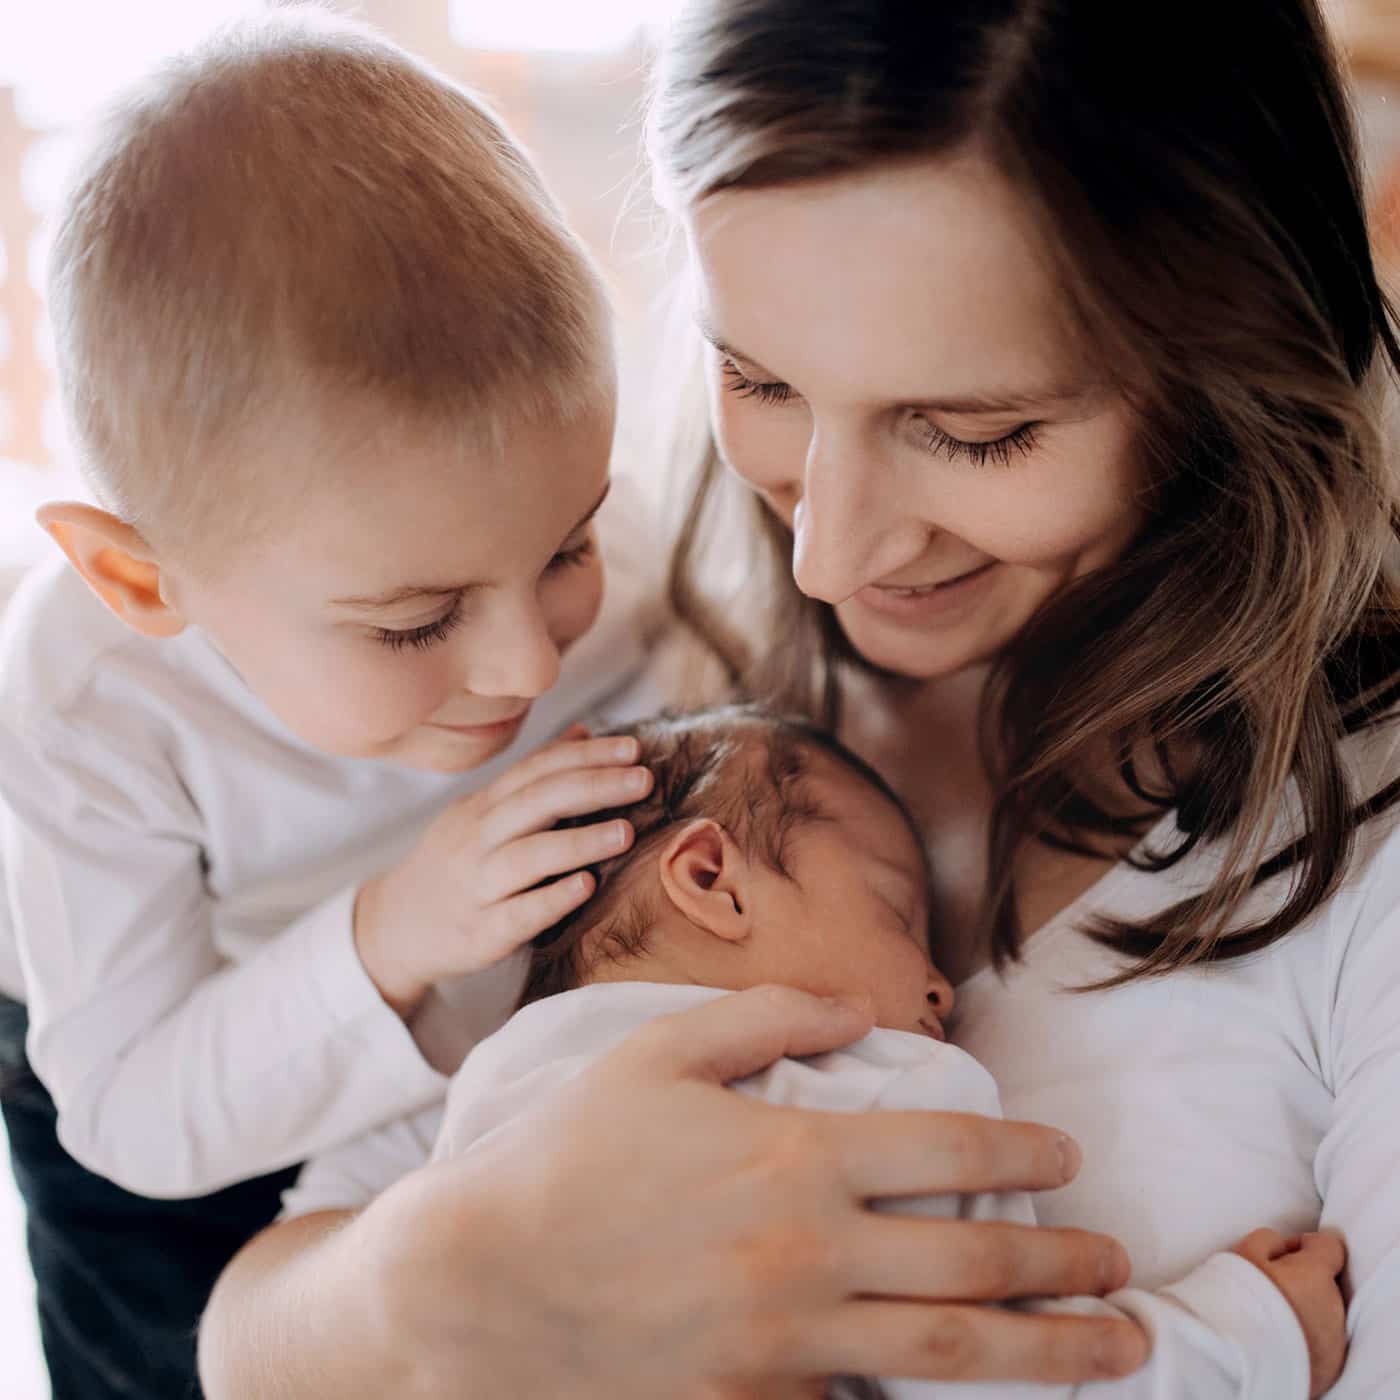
[790,432,922,604]
[926,965,955,1017]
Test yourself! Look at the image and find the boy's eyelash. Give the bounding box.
[546,535,596,572]
[373,598,465,652]
[373,537,595,654]
[722,359,1040,467]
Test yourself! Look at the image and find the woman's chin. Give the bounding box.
[833,601,1005,682]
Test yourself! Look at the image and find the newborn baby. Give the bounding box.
[433,705,1345,1400]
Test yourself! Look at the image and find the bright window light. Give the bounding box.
[451,0,681,52]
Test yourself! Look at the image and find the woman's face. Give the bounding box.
[687,153,1148,680]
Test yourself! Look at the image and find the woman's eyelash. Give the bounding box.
[919,419,1040,467]
[720,360,794,405]
[373,598,465,653]
[723,359,1039,466]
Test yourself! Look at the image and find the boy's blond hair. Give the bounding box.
[48,6,611,566]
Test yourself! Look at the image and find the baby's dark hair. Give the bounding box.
[519,704,929,1007]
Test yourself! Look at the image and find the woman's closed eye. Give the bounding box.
[720,358,794,406]
[914,415,1041,467]
[722,358,1040,466]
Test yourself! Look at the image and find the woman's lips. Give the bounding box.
[854,561,999,621]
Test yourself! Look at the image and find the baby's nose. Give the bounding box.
[926,965,955,1016]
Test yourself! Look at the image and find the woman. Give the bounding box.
[199,1,1400,1395]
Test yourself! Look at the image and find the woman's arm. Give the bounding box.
[199,987,1144,1398]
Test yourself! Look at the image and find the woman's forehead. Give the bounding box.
[687,155,1084,406]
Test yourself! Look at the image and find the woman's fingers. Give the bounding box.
[845,1216,1130,1302]
[617,985,875,1084]
[803,1300,1148,1384]
[831,1110,1081,1196]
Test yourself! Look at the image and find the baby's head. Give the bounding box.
[43,8,614,772]
[523,706,954,1039]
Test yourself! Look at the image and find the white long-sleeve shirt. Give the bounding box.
[0,484,666,1198]
[280,716,1400,1397]
[400,981,1313,1399]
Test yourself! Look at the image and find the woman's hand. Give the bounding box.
[353,986,1145,1397]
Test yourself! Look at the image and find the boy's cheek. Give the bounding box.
[546,559,606,657]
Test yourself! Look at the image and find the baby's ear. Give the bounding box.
[657,818,753,943]
[38,502,186,638]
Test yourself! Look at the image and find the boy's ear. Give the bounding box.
[657,818,753,943]
[37,502,186,638]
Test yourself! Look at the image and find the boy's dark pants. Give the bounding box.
[0,993,299,1399]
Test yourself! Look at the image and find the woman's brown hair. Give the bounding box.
[652,0,1400,982]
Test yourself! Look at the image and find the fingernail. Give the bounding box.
[612,737,639,760]
[1099,1240,1131,1293]
[1057,1135,1082,1182]
[624,767,651,792]
[609,821,631,851]
[1096,1325,1145,1377]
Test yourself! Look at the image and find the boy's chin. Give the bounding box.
[380,723,522,774]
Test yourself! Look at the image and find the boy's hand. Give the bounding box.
[1230,1228,1347,1399]
[354,730,653,1017]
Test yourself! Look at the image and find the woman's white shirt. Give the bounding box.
[953,716,1400,1398]
[285,717,1400,1396]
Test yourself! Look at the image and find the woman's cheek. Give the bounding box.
[709,387,807,506]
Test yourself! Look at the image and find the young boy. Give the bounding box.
[0,9,664,1396]
[407,705,1343,1400]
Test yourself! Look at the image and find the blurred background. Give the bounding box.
[2,1,1400,1394]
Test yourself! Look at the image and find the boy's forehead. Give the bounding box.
[212,402,614,601]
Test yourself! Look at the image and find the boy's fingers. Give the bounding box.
[803,1301,1147,1385]
[481,764,654,848]
[481,734,641,803]
[482,821,634,902]
[475,872,596,962]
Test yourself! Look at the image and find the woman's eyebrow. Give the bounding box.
[698,316,1096,415]
[333,481,612,612]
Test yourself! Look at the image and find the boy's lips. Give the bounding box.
[430,707,530,737]
[919,1016,947,1042]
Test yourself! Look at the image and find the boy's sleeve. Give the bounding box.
[859,1061,1310,1400]
[2,719,452,1198]
[279,1103,445,1221]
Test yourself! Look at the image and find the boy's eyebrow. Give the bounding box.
[696,316,1094,415]
[331,481,612,612]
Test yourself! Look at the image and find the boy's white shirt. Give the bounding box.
[289,981,1309,1400]
[0,482,667,1198]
